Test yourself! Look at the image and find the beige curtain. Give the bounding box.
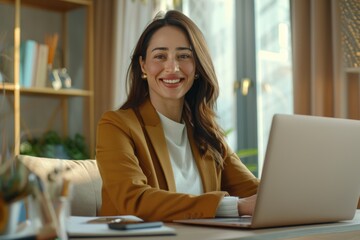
[112,0,160,109]
[292,0,360,209]
[291,0,344,117]
[93,0,160,127]
[93,0,116,126]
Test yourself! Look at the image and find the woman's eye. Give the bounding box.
[178,54,191,60]
[154,54,166,60]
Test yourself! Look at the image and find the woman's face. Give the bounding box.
[140,26,196,107]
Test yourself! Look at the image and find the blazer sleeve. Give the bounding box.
[96,110,228,222]
[221,150,260,197]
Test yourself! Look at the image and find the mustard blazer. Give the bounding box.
[96,98,259,221]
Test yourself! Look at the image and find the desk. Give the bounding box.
[73,210,360,240]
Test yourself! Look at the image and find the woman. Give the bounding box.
[96,10,259,222]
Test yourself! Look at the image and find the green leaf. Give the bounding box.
[20,131,89,160]
[237,148,258,158]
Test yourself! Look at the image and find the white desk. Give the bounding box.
[73,210,360,240]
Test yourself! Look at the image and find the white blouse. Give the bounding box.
[158,112,238,216]
[158,112,203,194]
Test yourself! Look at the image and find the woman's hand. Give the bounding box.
[237,194,257,216]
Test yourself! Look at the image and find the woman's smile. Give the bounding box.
[159,74,185,86]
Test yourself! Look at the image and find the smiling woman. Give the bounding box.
[96,10,259,222]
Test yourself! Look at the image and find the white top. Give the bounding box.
[158,112,203,194]
[158,112,238,216]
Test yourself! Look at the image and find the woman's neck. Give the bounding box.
[150,97,184,123]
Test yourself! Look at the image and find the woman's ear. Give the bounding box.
[139,56,146,73]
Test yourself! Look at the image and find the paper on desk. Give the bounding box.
[67,216,176,237]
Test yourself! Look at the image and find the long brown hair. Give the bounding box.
[122,10,227,167]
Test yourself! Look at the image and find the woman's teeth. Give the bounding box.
[163,79,181,84]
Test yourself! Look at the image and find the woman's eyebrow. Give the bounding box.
[151,47,167,52]
[151,47,192,52]
[177,47,192,51]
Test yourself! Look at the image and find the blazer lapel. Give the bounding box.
[185,119,219,192]
[138,100,177,192]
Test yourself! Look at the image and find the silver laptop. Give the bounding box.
[175,114,360,228]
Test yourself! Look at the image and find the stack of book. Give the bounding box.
[20,39,49,88]
[19,34,58,88]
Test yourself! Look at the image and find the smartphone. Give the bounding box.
[108,221,163,230]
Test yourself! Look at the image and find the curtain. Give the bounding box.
[93,0,116,126]
[113,0,159,110]
[93,0,159,127]
[292,0,360,209]
[291,0,343,117]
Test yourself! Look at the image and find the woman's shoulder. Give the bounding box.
[99,108,138,126]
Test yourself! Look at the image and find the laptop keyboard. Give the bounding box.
[215,217,252,223]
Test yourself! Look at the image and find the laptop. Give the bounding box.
[175,114,360,228]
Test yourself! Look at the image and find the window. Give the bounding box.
[182,0,293,176]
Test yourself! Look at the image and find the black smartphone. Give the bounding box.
[108,221,163,230]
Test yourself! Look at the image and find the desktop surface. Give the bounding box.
[70,210,360,240]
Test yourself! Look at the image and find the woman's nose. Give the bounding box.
[165,58,180,72]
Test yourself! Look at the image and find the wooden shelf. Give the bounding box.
[1,84,92,97]
[345,67,360,74]
[0,0,91,11]
[0,0,95,158]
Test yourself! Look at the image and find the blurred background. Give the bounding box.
[1,0,359,177]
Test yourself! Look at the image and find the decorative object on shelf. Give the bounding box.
[59,68,72,88]
[49,67,62,90]
[340,0,360,68]
[45,34,58,68]
[20,131,90,160]
[49,68,72,90]
[45,33,62,90]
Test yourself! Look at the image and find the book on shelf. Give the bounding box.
[20,40,37,88]
[19,40,50,88]
[33,43,49,88]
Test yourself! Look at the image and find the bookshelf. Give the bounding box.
[0,0,94,158]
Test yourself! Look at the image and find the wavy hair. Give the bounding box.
[121,10,227,168]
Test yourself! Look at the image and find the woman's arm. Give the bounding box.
[221,151,260,198]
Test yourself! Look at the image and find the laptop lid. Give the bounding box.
[251,114,360,228]
[175,114,360,229]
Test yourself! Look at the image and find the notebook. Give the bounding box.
[67,216,176,237]
[175,114,360,229]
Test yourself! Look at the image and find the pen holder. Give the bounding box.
[0,156,72,239]
[0,199,22,235]
[27,191,71,240]
[54,196,70,240]
[0,156,31,237]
